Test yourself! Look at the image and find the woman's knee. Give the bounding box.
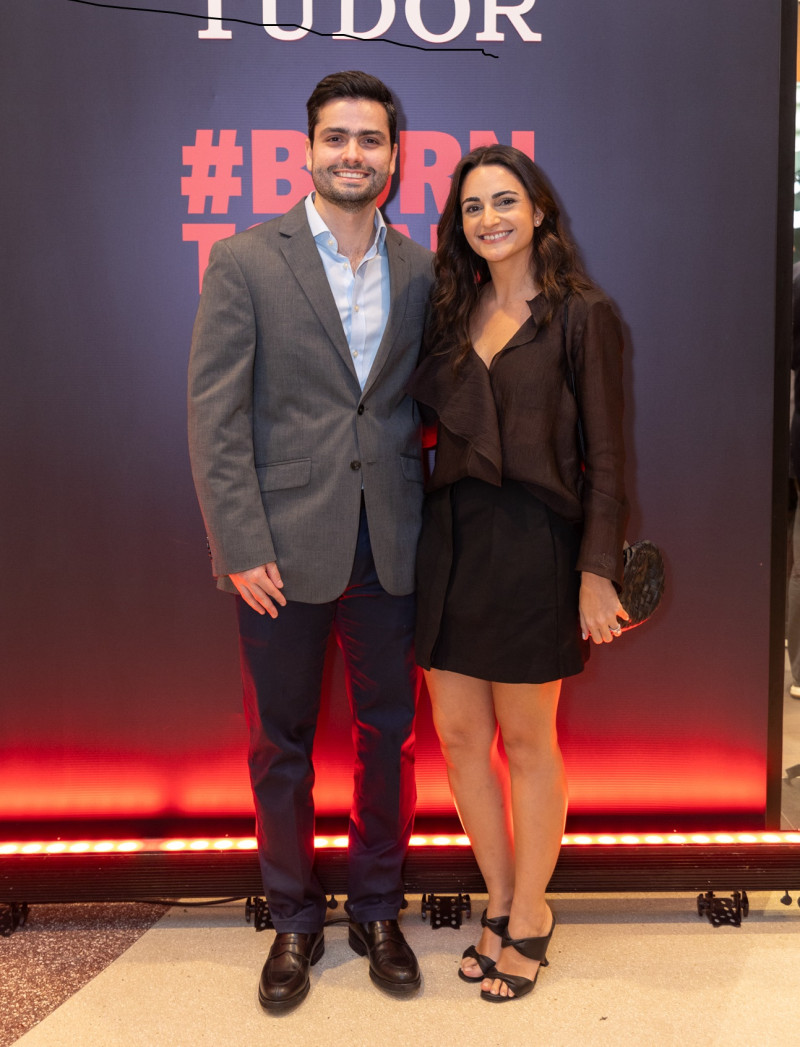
[436,721,495,768]
[501,728,559,772]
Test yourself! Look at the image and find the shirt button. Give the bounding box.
[354,305,360,312]
[350,460,361,471]
[353,351,358,358]
[357,404,365,415]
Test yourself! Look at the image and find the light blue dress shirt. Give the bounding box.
[305,193,390,390]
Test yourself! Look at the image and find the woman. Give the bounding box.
[408,146,628,1002]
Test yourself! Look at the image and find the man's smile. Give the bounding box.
[332,168,370,179]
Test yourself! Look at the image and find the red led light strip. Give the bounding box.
[2,832,799,856]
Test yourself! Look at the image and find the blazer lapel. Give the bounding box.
[277,202,358,380]
[362,227,411,397]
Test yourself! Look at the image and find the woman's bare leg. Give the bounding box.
[425,668,514,977]
[481,679,565,998]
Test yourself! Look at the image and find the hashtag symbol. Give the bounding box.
[182,130,243,214]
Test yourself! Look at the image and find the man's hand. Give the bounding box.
[229,562,287,618]
[579,571,629,644]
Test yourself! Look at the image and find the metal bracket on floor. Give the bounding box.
[244,894,341,932]
[244,896,273,932]
[0,902,29,937]
[420,893,471,929]
[696,890,749,927]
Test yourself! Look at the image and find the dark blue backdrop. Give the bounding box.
[0,0,792,829]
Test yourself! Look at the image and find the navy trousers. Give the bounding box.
[236,503,418,933]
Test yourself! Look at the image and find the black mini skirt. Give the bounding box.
[415,477,588,684]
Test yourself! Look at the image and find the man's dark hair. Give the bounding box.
[307,70,397,146]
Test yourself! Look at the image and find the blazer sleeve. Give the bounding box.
[187,237,277,579]
[572,298,628,584]
[413,309,442,432]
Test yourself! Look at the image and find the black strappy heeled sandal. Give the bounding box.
[458,910,510,983]
[479,914,556,1002]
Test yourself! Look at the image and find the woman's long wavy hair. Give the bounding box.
[427,145,593,371]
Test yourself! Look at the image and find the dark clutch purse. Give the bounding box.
[619,539,665,630]
[564,298,665,631]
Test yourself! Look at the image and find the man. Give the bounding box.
[187,71,433,1011]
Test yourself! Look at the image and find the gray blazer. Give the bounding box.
[188,199,434,602]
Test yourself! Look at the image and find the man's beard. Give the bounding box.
[311,164,390,212]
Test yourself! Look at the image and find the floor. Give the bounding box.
[3,891,800,1047]
[2,668,799,1046]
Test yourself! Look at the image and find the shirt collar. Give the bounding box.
[305,192,387,254]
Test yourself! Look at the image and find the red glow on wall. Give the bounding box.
[1,667,769,827]
[1,714,767,824]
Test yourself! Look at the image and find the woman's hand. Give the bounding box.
[579,571,629,644]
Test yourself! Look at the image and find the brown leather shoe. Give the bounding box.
[258,930,325,1012]
[348,919,421,995]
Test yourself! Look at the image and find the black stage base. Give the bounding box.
[3,840,800,905]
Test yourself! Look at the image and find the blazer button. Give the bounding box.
[350,460,361,471]
[357,404,365,415]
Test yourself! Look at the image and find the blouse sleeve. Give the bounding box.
[571,298,628,585]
